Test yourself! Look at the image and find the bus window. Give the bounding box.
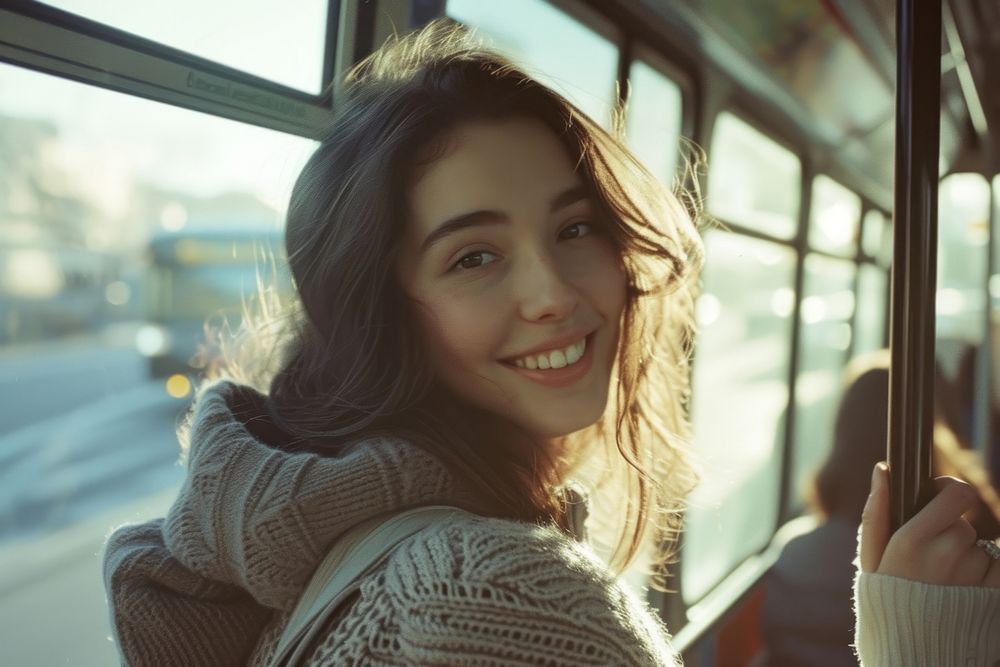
[861,209,892,267]
[625,54,683,185]
[791,255,856,513]
[39,0,331,93]
[995,175,1000,322]
[854,263,888,356]
[809,175,861,257]
[0,62,312,664]
[683,230,796,603]
[707,112,801,239]
[445,0,620,128]
[937,173,990,344]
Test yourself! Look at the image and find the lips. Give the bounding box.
[512,337,586,369]
[500,328,596,365]
[501,332,597,388]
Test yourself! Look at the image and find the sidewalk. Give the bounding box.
[0,486,178,666]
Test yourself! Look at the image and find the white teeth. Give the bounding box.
[510,337,587,371]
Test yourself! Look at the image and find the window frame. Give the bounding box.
[0,1,341,138]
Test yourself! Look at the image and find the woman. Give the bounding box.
[104,21,1000,666]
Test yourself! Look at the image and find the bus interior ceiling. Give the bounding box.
[628,0,994,205]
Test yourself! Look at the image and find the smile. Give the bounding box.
[511,336,586,369]
[501,333,596,389]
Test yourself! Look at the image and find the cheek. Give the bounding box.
[416,292,508,372]
[574,243,628,318]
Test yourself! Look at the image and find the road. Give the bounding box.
[0,332,191,665]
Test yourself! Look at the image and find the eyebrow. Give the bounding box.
[419,184,590,253]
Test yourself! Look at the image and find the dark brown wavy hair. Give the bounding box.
[201,20,703,589]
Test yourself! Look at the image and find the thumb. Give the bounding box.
[859,462,890,572]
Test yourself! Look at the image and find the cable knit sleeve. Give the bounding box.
[383,518,682,667]
[103,518,272,667]
[853,571,1000,666]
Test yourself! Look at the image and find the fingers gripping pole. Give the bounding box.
[888,0,941,533]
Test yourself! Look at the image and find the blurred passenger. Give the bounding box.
[759,353,890,667]
[759,349,1000,666]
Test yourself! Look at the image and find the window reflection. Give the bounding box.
[809,175,860,256]
[446,0,620,127]
[790,254,855,513]
[937,173,990,343]
[683,231,796,603]
[707,112,801,239]
[861,209,892,267]
[854,264,887,356]
[625,57,682,184]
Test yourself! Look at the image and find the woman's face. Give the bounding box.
[398,117,627,439]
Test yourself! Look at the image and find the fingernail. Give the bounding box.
[871,461,886,491]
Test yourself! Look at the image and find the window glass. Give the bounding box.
[683,231,796,603]
[42,0,329,93]
[861,209,892,266]
[994,176,1000,321]
[706,112,801,239]
[0,63,314,665]
[446,0,620,127]
[790,255,855,512]
[937,174,990,343]
[809,175,860,256]
[625,58,682,184]
[854,264,888,356]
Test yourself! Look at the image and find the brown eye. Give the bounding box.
[452,250,499,271]
[559,222,593,240]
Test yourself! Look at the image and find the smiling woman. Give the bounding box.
[102,19,704,666]
[398,117,628,441]
[97,13,1000,667]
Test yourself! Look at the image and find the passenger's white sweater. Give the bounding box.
[854,571,1000,666]
[102,380,1000,665]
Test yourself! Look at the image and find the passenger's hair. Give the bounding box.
[199,20,703,589]
[810,349,999,528]
[811,353,892,521]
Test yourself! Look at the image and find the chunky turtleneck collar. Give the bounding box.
[157,380,589,611]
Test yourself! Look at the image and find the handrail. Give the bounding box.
[888,0,941,532]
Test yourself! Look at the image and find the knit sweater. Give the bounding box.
[854,573,1000,666]
[103,381,679,665]
[104,381,1000,666]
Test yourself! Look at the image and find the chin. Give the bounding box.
[522,399,608,439]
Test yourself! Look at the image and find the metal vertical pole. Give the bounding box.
[888,0,941,532]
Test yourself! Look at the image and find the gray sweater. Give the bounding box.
[103,381,1000,665]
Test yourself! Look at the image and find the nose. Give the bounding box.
[516,252,579,322]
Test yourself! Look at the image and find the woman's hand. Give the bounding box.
[859,462,1000,587]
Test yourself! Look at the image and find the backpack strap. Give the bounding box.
[269,505,475,667]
